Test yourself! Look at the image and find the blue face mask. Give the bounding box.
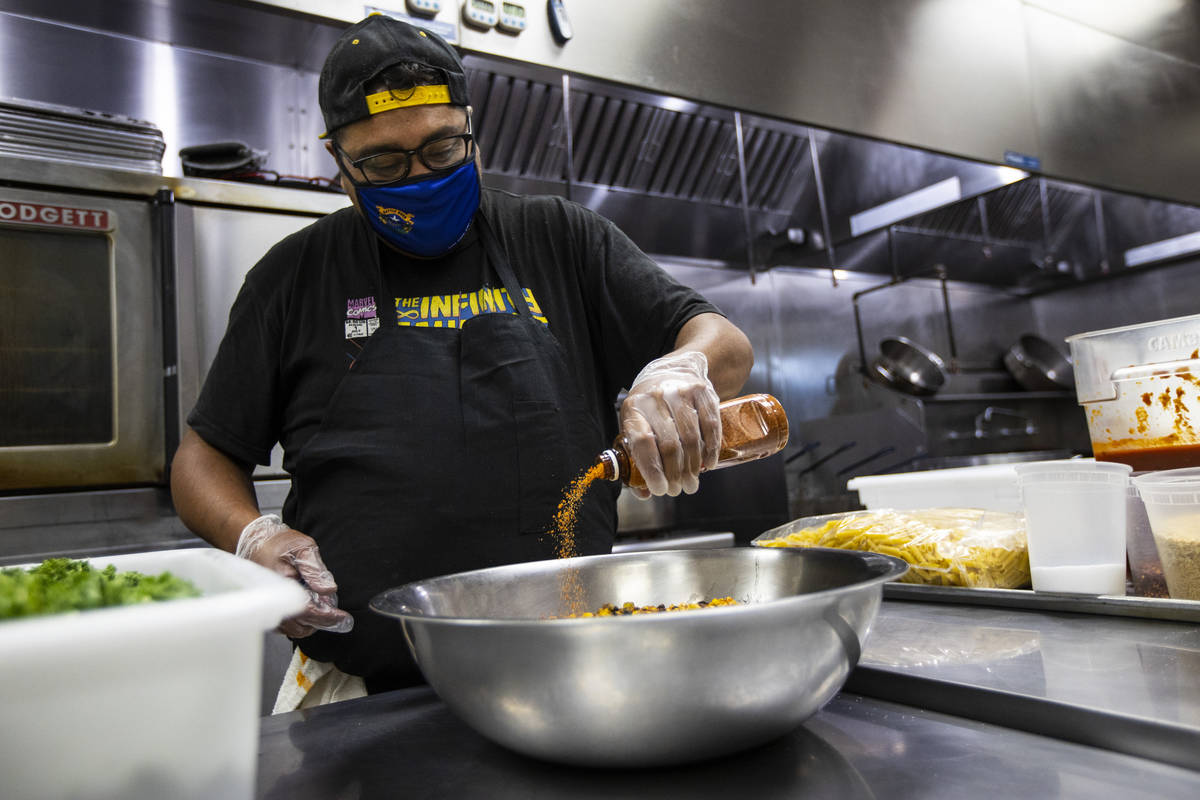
[355,159,481,258]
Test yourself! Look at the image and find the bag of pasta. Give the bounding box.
[752,508,1030,589]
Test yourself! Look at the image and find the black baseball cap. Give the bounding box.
[318,14,469,138]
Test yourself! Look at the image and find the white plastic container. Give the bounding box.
[848,463,1024,512]
[1014,460,1131,595]
[0,548,308,800]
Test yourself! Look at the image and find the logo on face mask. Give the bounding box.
[356,160,481,259]
[374,206,415,234]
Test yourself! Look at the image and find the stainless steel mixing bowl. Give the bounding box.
[370,547,907,767]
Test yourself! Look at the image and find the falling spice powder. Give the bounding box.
[551,461,606,614]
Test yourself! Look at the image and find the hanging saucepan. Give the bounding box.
[1003,334,1074,391]
[870,337,948,396]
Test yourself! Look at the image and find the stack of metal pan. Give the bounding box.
[0,96,165,174]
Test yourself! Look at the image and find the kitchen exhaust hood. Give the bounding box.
[464,49,1200,295]
[464,56,816,266]
[6,0,1199,292]
[463,53,1153,290]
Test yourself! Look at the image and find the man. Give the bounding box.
[171,14,753,707]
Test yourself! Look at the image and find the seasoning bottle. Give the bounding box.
[597,393,789,490]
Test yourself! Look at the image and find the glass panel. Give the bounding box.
[0,227,113,445]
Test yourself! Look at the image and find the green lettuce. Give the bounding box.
[0,558,201,620]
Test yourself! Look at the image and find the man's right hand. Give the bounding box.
[236,514,355,638]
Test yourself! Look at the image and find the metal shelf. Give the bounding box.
[922,391,1075,403]
[883,581,1200,623]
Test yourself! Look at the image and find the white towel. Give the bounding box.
[272,647,367,714]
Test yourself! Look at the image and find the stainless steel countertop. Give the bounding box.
[256,688,1200,799]
[850,599,1200,770]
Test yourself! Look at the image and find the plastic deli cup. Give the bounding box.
[1126,479,1169,598]
[1132,467,1200,601]
[1014,460,1131,595]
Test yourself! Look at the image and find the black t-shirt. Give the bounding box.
[188,187,720,473]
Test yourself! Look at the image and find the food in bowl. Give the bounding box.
[0,557,201,620]
[754,508,1030,589]
[561,596,739,617]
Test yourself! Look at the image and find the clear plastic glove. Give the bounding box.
[236,514,355,638]
[619,350,722,498]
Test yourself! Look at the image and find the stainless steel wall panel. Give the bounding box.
[1025,6,1200,206]
[179,205,324,392]
[0,0,344,74]
[663,265,777,398]
[1027,0,1200,68]
[655,263,788,540]
[174,203,330,477]
[1030,256,1200,350]
[449,0,1040,177]
[0,15,155,143]
[170,51,311,178]
[653,261,1054,518]
[0,13,327,180]
[291,69,327,173]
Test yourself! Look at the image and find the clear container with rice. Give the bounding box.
[1132,467,1200,601]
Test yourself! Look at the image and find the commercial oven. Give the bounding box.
[0,180,164,491]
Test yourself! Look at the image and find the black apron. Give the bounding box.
[284,211,617,691]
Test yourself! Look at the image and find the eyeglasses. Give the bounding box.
[334,117,474,185]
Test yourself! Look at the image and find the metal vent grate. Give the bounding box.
[896,178,1096,247]
[466,65,808,212]
[986,180,1094,244]
[467,69,568,181]
[742,124,811,212]
[899,197,984,238]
